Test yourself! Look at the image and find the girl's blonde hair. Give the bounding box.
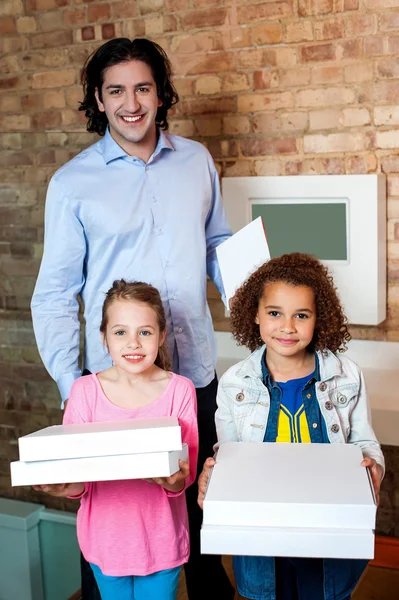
[100,279,171,371]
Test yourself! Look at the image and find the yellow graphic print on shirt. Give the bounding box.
[276,402,311,443]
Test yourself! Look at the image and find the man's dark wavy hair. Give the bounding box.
[79,38,179,135]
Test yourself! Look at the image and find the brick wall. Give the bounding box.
[1,0,399,518]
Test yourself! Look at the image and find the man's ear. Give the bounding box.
[95,88,105,113]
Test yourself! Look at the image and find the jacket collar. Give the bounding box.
[100,127,174,164]
[234,344,343,383]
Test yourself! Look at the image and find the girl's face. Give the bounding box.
[255,282,316,360]
[103,299,166,376]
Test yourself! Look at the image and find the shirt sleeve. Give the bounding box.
[31,176,86,406]
[164,377,199,498]
[205,155,232,305]
[214,371,239,454]
[348,368,385,475]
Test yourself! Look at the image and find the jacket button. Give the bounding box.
[325,401,333,410]
[312,423,318,428]
[331,424,340,433]
[337,393,346,404]
[319,382,327,392]
[306,393,311,399]
[236,392,244,401]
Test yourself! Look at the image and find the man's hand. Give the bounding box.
[361,456,383,506]
[144,460,190,493]
[32,482,84,498]
[197,457,215,509]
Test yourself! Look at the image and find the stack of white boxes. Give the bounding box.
[201,442,376,560]
[11,417,187,486]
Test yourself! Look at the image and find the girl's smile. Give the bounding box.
[255,281,316,363]
[103,298,166,379]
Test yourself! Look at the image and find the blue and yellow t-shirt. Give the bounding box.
[275,373,314,443]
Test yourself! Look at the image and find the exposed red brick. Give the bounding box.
[253,70,279,90]
[88,4,111,23]
[180,97,236,116]
[314,17,344,41]
[364,37,386,56]
[81,26,95,41]
[32,110,62,129]
[64,7,87,27]
[344,0,359,8]
[102,23,115,39]
[0,77,20,90]
[241,138,297,156]
[181,8,227,30]
[111,1,137,19]
[252,22,283,45]
[237,1,293,23]
[206,139,239,159]
[0,17,16,34]
[22,94,43,111]
[336,39,362,60]
[298,0,333,17]
[30,30,73,49]
[0,152,33,167]
[301,43,335,62]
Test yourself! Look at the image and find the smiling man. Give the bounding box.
[31,38,233,600]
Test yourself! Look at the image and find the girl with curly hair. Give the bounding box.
[198,252,384,600]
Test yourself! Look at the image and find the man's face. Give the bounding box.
[95,60,162,160]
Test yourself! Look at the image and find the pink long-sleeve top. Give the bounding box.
[63,372,198,577]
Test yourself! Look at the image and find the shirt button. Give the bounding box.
[331,424,340,433]
[166,261,170,267]
[177,327,183,333]
[306,393,311,399]
[319,382,327,392]
[325,401,333,410]
[172,295,177,300]
[236,392,244,401]
[312,423,318,429]
[153,197,157,202]
[157,229,163,235]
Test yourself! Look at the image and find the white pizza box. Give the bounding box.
[11,444,188,486]
[18,417,182,462]
[201,524,374,560]
[216,217,271,304]
[203,443,376,531]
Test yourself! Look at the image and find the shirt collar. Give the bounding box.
[100,127,174,165]
[261,348,320,388]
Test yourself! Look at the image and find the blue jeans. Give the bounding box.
[90,563,181,600]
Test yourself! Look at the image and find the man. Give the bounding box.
[31,38,234,600]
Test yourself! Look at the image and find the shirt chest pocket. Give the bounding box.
[223,385,261,417]
[329,384,358,409]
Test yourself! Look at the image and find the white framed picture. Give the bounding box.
[222,175,386,326]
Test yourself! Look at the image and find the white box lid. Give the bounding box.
[203,443,376,530]
[201,524,375,560]
[11,444,188,486]
[18,416,182,462]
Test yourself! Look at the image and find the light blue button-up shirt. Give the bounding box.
[31,128,232,403]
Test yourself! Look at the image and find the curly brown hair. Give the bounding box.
[230,252,351,354]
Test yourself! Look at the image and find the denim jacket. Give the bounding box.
[214,345,384,600]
